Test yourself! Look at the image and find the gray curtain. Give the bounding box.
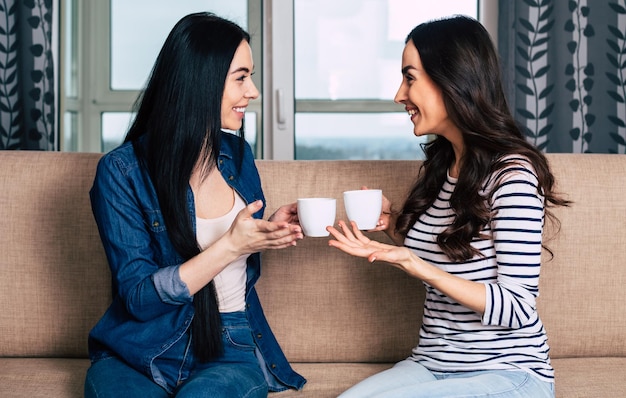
[0,0,55,150]
[499,0,626,154]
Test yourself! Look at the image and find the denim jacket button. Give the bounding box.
[257,333,262,339]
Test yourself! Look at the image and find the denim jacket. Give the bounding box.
[88,132,306,392]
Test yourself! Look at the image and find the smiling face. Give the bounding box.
[394,40,461,143]
[221,40,259,131]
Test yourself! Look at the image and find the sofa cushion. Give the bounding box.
[0,152,109,358]
[255,160,425,363]
[538,154,626,359]
[0,358,89,397]
[285,363,393,397]
[3,358,623,398]
[551,357,626,398]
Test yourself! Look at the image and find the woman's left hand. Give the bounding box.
[268,202,300,225]
[328,221,487,313]
[327,220,413,265]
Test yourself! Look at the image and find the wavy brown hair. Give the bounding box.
[395,16,570,262]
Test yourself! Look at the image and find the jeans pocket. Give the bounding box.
[223,326,256,352]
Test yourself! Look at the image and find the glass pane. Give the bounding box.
[64,0,78,98]
[294,0,478,100]
[243,112,258,156]
[295,113,428,160]
[111,0,248,90]
[63,111,78,151]
[102,112,134,153]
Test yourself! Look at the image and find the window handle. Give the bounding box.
[276,89,286,130]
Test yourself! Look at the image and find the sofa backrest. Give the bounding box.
[255,160,424,363]
[0,152,624,362]
[535,154,626,359]
[256,155,626,362]
[0,151,108,358]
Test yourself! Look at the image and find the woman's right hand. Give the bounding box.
[181,200,302,295]
[358,186,403,245]
[225,200,303,256]
[356,186,392,232]
[372,193,393,232]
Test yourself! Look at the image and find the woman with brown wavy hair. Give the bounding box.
[328,15,568,398]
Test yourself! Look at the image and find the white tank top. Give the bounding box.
[195,193,248,312]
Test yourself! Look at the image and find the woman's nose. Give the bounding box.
[393,84,406,104]
[247,81,260,100]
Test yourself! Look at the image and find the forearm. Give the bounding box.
[403,254,486,314]
[177,235,240,295]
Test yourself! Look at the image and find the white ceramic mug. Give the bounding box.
[343,189,383,230]
[297,198,336,237]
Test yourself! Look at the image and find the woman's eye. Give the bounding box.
[237,71,255,82]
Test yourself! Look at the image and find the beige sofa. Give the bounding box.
[0,151,625,397]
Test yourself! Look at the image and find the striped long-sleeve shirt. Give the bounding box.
[405,156,554,382]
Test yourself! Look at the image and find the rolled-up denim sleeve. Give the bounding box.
[152,265,192,304]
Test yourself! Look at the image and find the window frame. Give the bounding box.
[60,0,498,156]
[262,0,498,159]
[60,0,262,153]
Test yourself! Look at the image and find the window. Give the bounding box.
[60,0,497,158]
[61,0,254,153]
[292,1,478,160]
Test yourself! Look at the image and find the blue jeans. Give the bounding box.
[85,312,268,397]
[338,359,554,398]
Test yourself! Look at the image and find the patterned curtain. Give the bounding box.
[499,0,626,154]
[0,0,55,150]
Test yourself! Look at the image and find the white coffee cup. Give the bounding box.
[297,198,336,237]
[343,189,383,230]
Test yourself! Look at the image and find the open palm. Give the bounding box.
[327,220,411,265]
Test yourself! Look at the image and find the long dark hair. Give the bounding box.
[124,12,250,362]
[395,15,570,261]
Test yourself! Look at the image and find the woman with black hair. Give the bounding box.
[85,12,305,397]
[328,15,568,398]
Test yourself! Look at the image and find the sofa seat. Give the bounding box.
[0,358,89,397]
[551,357,626,398]
[2,358,626,397]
